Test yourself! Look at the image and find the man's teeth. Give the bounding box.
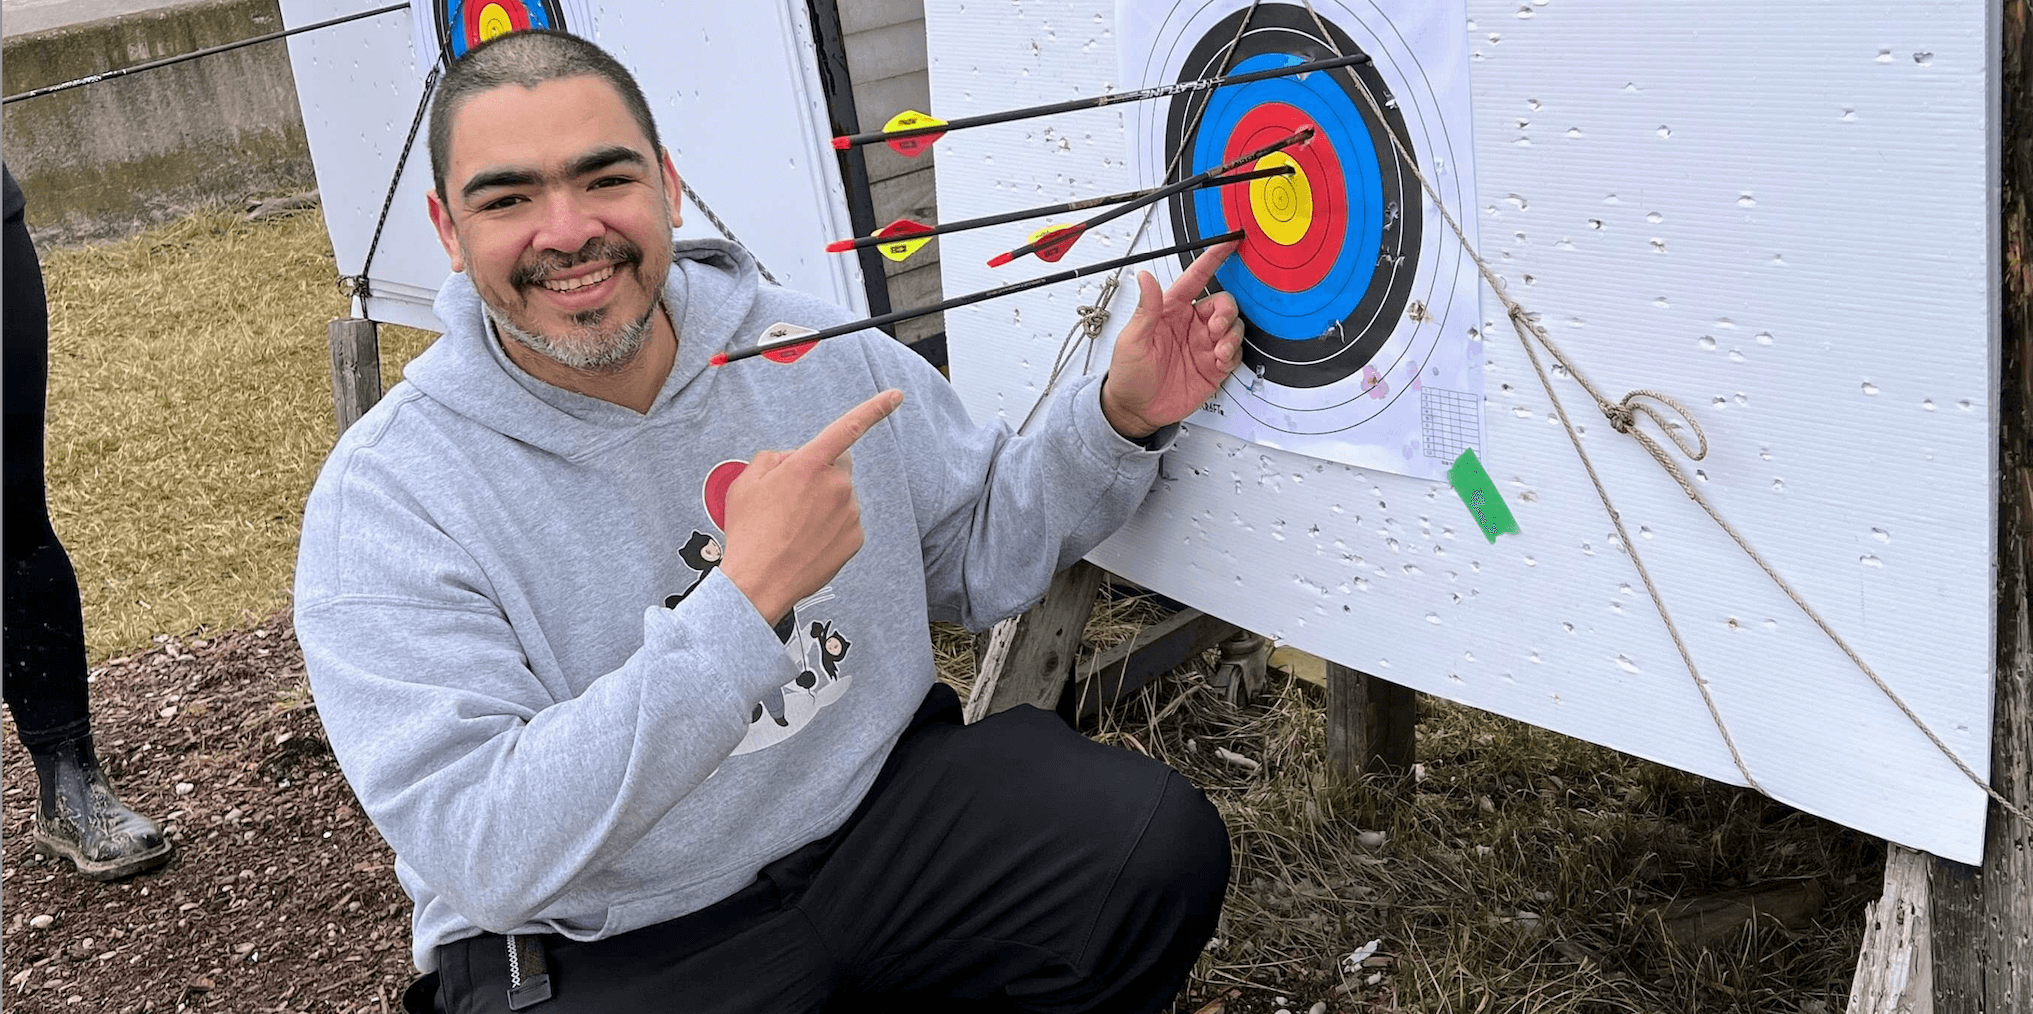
[540,266,615,292]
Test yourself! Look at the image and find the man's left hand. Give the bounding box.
[1100,241,1245,441]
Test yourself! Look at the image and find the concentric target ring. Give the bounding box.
[1165,3,1422,391]
[439,0,565,61]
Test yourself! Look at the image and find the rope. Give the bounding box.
[1020,0,1266,434]
[1296,0,2026,824]
[680,178,779,286]
[345,64,440,303]
[1,3,408,106]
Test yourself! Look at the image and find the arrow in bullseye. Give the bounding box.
[827,165,1293,263]
[986,125,1314,268]
[831,51,1370,157]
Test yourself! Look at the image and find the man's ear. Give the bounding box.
[661,149,684,230]
[426,188,465,272]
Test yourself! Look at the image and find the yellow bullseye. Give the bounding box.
[476,3,516,41]
[1249,151,1312,246]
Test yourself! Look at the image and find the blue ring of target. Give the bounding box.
[1165,4,1423,391]
[441,0,561,61]
[1191,52,1387,341]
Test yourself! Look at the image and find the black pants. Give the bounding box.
[2,165,93,750]
[428,684,1230,1014]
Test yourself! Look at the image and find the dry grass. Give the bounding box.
[1107,656,1873,1012]
[39,204,437,659]
[939,598,1879,1012]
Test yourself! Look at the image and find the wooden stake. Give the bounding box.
[965,561,1106,723]
[327,317,382,436]
[1849,846,1932,1014]
[1324,662,1417,787]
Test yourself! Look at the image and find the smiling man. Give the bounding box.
[297,30,1246,1014]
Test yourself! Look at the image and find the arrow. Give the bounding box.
[987,125,1314,268]
[828,166,1294,263]
[712,230,1245,367]
[832,51,1372,157]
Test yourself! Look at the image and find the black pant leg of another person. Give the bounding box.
[2,167,93,747]
[801,686,1232,1014]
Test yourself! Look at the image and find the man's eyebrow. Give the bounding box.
[458,147,651,202]
[566,145,649,178]
[461,166,543,202]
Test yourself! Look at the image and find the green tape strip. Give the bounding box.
[1447,448,1520,544]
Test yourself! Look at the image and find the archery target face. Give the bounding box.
[438,0,566,61]
[1124,0,1482,478]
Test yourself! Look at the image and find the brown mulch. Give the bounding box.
[2,610,416,1013]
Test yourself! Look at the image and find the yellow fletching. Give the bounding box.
[883,110,946,133]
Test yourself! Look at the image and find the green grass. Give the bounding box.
[39,204,436,660]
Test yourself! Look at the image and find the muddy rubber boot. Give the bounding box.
[29,733,173,880]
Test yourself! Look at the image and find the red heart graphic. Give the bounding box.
[703,459,748,531]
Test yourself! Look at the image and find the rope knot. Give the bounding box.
[1076,302,1110,339]
[1076,276,1122,340]
[1603,402,1636,433]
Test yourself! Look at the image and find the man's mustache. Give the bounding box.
[509,238,643,291]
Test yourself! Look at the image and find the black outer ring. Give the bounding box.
[1165,3,1422,390]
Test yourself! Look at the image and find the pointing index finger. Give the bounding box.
[1166,240,1240,301]
[798,389,905,466]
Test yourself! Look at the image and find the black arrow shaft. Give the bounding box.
[990,126,1311,266]
[841,166,1291,253]
[3,3,409,105]
[722,230,1245,365]
[832,51,1371,150]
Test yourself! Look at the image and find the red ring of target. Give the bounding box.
[1218,104,1345,293]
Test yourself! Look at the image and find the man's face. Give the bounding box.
[428,76,682,372]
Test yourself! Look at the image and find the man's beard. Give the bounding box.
[488,298,659,373]
[478,235,665,373]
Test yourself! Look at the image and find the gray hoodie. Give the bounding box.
[293,240,1171,971]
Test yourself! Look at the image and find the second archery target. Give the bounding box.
[437,0,566,62]
[1125,0,1482,478]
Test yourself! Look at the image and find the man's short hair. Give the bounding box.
[427,30,664,205]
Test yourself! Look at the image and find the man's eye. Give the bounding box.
[479,194,525,211]
[592,175,633,189]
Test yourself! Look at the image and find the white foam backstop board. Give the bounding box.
[927,0,1999,862]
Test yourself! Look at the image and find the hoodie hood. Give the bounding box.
[404,237,764,457]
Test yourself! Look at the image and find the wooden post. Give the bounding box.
[964,561,1106,722]
[1063,608,1240,723]
[1849,846,1933,1014]
[1324,662,1417,787]
[1915,7,2033,1007]
[328,317,383,436]
[1923,526,2031,1011]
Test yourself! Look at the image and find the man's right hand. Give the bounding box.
[719,389,905,625]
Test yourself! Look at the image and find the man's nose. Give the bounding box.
[532,190,604,256]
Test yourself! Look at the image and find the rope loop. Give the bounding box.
[1618,390,1709,461]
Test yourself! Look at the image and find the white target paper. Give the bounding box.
[1121,0,1483,480]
